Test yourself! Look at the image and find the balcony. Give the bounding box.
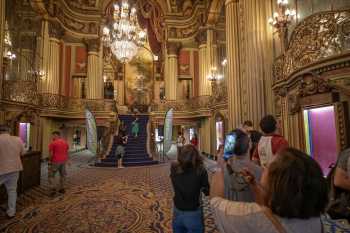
[1,80,117,114]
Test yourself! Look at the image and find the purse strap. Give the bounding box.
[262,207,287,233]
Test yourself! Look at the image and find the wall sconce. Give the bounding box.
[5,51,16,60]
[207,67,223,82]
[221,58,227,66]
[268,0,296,52]
[28,70,46,81]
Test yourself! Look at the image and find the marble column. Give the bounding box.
[0,0,5,100]
[86,39,103,99]
[196,29,211,96]
[38,20,50,93]
[225,0,242,129]
[239,0,274,126]
[206,28,218,78]
[45,21,63,94]
[165,42,180,100]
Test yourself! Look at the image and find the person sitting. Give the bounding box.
[223,129,262,202]
[210,147,328,233]
[252,115,288,168]
[171,144,210,233]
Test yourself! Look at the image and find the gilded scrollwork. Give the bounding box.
[151,87,228,112]
[298,74,331,98]
[3,80,39,105]
[273,10,350,82]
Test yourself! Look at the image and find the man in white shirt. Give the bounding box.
[0,125,25,218]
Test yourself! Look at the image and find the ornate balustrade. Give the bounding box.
[273,10,350,83]
[150,94,227,112]
[2,80,117,113]
[2,80,40,105]
[40,93,117,112]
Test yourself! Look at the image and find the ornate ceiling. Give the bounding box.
[28,0,225,52]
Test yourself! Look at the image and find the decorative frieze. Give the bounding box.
[48,21,64,39]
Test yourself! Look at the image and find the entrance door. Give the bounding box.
[216,121,224,150]
[19,122,30,150]
[303,106,338,175]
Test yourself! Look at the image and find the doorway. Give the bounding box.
[216,121,224,150]
[303,106,338,175]
[19,122,30,150]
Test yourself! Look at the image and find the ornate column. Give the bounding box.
[206,27,218,79]
[196,29,211,96]
[225,0,242,129]
[239,0,274,125]
[86,39,103,99]
[0,0,5,100]
[165,42,180,100]
[45,21,63,94]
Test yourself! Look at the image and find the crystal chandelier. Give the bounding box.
[102,0,147,63]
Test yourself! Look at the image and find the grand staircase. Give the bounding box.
[95,115,158,167]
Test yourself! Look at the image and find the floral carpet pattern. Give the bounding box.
[0,152,219,233]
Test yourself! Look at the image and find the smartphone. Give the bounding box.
[224,132,237,160]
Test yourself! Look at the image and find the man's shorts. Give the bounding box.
[116,145,125,160]
[49,163,67,178]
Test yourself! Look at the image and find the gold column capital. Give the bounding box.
[166,42,181,56]
[195,28,207,46]
[48,21,64,39]
[225,0,239,6]
[85,38,101,53]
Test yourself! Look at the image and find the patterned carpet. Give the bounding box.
[0,151,219,233]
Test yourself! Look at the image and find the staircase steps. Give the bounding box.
[95,115,158,167]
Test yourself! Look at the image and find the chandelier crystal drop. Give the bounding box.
[102,0,147,63]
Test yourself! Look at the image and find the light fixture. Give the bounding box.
[268,0,296,29]
[207,67,223,82]
[28,70,46,80]
[6,51,16,60]
[268,0,296,52]
[102,0,147,63]
[221,58,227,66]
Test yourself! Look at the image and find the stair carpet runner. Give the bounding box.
[95,115,158,167]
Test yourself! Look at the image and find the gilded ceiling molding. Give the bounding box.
[166,5,206,40]
[85,38,101,52]
[166,42,182,56]
[48,21,65,39]
[207,0,225,26]
[30,0,49,18]
[100,0,168,16]
[195,27,207,45]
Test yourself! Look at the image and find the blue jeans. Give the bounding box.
[0,171,19,217]
[172,207,204,233]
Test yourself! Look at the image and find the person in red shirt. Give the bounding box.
[252,115,288,168]
[48,131,69,196]
[190,133,199,148]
